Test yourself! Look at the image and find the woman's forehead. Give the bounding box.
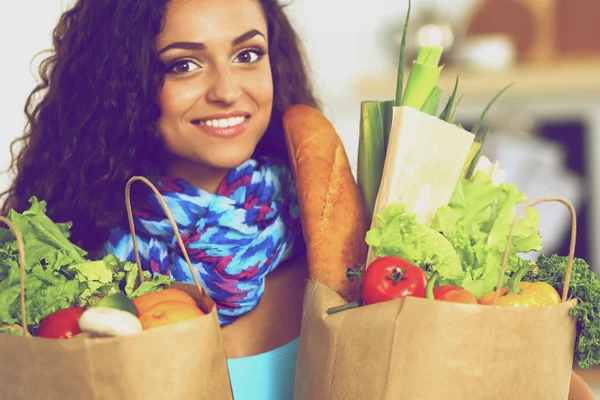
[157,0,268,49]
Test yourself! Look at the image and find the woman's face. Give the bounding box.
[156,0,273,190]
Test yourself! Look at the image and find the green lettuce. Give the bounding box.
[366,171,542,298]
[0,197,172,330]
[365,203,464,285]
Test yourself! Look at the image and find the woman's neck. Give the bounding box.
[166,158,230,194]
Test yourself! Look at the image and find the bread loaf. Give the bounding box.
[282,104,368,301]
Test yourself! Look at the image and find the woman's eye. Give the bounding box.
[234,49,264,64]
[169,60,200,74]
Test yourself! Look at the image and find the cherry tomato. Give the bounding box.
[36,307,85,339]
[360,256,428,305]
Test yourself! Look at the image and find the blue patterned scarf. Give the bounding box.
[106,157,304,326]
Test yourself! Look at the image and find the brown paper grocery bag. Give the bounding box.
[0,176,233,400]
[294,197,577,400]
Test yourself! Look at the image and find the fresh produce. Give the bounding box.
[401,45,444,112]
[479,264,560,307]
[78,307,142,337]
[477,283,528,305]
[426,271,477,304]
[36,307,85,339]
[359,256,427,305]
[134,288,204,331]
[96,293,139,316]
[358,101,388,223]
[522,255,600,369]
[139,301,204,331]
[356,0,513,222]
[133,288,197,315]
[0,197,172,336]
[366,170,541,298]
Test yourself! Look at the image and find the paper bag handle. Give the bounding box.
[0,216,28,336]
[125,176,207,297]
[493,197,575,305]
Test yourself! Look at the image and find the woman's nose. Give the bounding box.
[206,66,242,105]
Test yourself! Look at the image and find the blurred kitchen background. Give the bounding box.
[1,0,600,391]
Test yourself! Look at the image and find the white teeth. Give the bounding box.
[198,116,246,128]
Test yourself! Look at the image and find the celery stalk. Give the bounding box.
[358,101,386,222]
[401,45,444,110]
[420,86,443,116]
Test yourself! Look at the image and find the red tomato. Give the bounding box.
[360,256,428,305]
[36,307,85,339]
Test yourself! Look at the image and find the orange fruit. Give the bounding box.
[134,288,198,315]
[138,301,204,330]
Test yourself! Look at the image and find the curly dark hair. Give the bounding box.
[1,0,320,256]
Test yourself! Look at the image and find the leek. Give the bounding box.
[358,101,387,222]
[381,100,394,151]
[402,45,444,111]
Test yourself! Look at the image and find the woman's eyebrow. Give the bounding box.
[158,29,266,55]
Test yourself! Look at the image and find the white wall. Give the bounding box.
[0,0,481,191]
[0,1,67,192]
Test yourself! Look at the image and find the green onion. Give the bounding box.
[439,75,459,122]
[420,85,443,116]
[463,82,514,178]
[449,94,464,124]
[395,0,412,106]
[465,124,493,179]
[471,82,514,136]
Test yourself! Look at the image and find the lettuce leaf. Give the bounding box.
[365,203,465,285]
[366,171,542,298]
[0,197,172,331]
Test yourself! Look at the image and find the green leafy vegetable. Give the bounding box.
[523,254,600,369]
[365,171,542,298]
[0,197,172,331]
[365,203,465,285]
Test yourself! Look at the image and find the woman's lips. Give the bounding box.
[192,116,250,138]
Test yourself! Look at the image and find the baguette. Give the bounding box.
[282,104,368,301]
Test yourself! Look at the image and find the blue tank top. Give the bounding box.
[227,337,300,399]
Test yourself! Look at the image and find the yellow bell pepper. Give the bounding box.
[479,264,561,307]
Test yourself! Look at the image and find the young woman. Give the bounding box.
[4,0,597,399]
[2,0,318,398]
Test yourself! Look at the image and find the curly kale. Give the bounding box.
[522,254,600,369]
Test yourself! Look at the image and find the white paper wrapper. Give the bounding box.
[367,106,475,264]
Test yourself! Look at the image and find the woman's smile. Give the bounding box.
[191,112,251,138]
